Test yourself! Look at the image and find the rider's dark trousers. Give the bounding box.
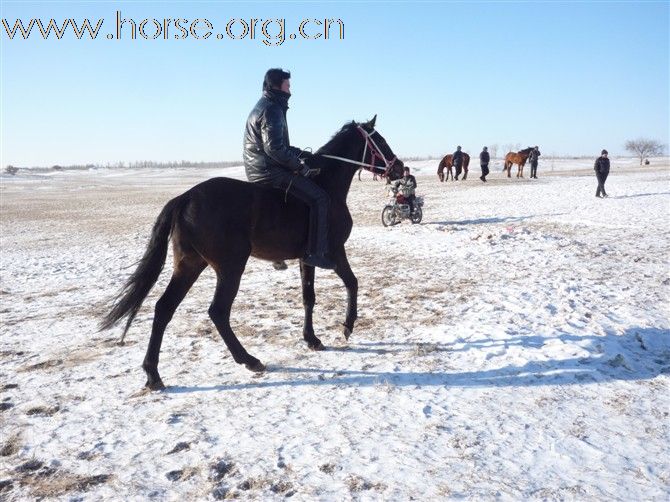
[530,161,538,178]
[481,164,489,179]
[258,167,330,256]
[454,163,463,179]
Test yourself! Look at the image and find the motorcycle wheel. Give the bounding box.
[381,206,395,227]
[410,206,423,224]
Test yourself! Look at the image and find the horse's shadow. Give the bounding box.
[426,212,568,226]
[165,327,669,394]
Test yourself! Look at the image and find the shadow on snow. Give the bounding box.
[164,327,669,393]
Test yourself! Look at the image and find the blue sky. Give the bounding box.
[1,1,668,166]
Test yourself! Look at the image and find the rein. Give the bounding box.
[319,126,397,177]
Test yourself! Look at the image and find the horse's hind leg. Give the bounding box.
[333,248,358,340]
[300,262,324,350]
[208,257,265,372]
[143,254,206,390]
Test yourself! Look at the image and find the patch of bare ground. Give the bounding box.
[25,405,60,416]
[0,434,22,457]
[6,460,113,498]
[345,473,386,492]
[165,467,199,482]
[18,359,63,372]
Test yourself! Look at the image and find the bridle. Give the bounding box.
[319,125,398,177]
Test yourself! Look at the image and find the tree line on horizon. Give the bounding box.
[4,138,666,175]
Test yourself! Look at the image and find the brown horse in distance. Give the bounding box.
[437,153,470,181]
[503,147,533,178]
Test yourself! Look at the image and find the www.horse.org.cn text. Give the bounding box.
[2,11,346,46]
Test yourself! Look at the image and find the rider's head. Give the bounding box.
[263,68,291,94]
[483,146,488,151]
[457,145,461,151]
[404,167,411,175]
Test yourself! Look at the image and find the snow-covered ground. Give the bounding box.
[1,161,669,500]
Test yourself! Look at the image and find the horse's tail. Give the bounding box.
[99,193,188,341]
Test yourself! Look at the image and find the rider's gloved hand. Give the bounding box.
[299,160,320,178]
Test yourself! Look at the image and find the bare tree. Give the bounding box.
[502,143,514,155]
[489,144,499,159]
[624,138,665,165]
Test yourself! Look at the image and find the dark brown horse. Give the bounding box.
[101,117,404,390]
[437,153,470,181]
[503,147,533,178]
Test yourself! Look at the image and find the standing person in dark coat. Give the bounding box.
[243,68,334,269]
[528,146,541,178]
[594,149,610,198]
[479,146,490,182]
[452,146,464,180]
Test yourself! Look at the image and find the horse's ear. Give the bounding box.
[363,114,377,130]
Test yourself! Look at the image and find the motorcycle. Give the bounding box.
[381,187,423,226]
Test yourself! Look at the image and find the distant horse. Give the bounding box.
[503,147,533,178]
[437,153,470,181]
[101,116,405,390]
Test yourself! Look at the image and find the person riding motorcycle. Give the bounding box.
[392,166,417,213]
[243,68,334,270]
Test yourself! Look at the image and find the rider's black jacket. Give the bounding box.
[244,89,302,182]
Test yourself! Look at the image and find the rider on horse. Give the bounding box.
[244,69,334,270]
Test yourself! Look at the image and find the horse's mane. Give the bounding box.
[315,121,359,155]
[519,147,533,154]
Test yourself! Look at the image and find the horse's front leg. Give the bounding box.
[333,249,358,340]
[299,262,324,350]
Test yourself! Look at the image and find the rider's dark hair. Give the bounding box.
[263,68,291,91]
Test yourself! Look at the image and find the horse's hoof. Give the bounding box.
[145,379,165,391]
[308,341,325,351]
[343,325,352,340]
[245,361,266,373]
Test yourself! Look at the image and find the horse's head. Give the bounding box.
[357,115,405,181]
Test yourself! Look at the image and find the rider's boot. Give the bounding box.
[301,203,335,270]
